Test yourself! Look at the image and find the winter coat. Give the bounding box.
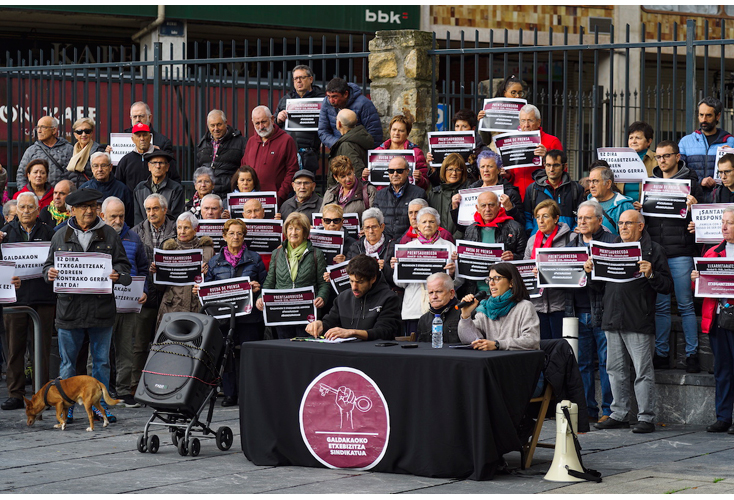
[322,179,376,221]
[417,299,462,344]
[679,128,734,202]
[16,137,74,189]
[699,241,733,334]
[712,184,734,203]
[114,147,182,193]
[328,124,373,182]
[279,192,323,222]
[373,182,428,240]
[13,184,53,209]
[427,181,471,238]
[275,85,325,151]
[119,223,149,295]
[204,246,267,324]
[524,222,572,314]
[346,236,397,289]
[262,241,330,302]
[588,191,635,236]
[196,125,248,198]
[374,140,430,191]
[0,219,55,306]
[133,176,185,227]
[524,171,585,236]
[131,218,177,310]
[80,176,135,227]
[540,338,590,433]
[464,218,527,260]
[318,82,383,149]
[241,124,299,204]
[462,178,525,227]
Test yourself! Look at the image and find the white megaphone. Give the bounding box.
[544,400,585,482]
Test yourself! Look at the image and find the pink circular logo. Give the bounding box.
[194,275,203,284]
[307,314,316,323]
[299,367,390,470]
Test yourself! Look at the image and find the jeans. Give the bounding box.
[709,324,734,423]
[577,313,612,418]
[606,330,656,423]
[58,326,114,391]
[655,256,699,357]
[538,311,565,340]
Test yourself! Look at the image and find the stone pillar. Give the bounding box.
[368,30,434,152]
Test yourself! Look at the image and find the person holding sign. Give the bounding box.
[373,156,428,240]
[367,112,429,191]
[636,140,702,372]
[200,218,266,407]
[587,163,634,236]
[691,207,734,433]
[345,208,395,290]
[712,153,734,203]
[524,199,572,340]
[42,188,132,424]
[323,156,375,220]
[427,108,490,186]
[457,262,540,351]
[431,153,471,239]
[0,192,52,411]
[256,212,329,339]
[620,121,656,201]
[305,254,400,341]
[321,204,356,264]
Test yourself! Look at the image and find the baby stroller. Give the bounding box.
[135,302,236,456]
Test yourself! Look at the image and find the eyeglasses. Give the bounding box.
[508,90,526,98]
[446,168,463,174]
[74,129,92,135]
[226,232,245,238]
[149,161,168,166]
[719,169,734,177]
[75,204,97,212]
[16,204,37,212]
[293,75,311,81]
[387,168,407,175]
[293,181,313,187]
[91,163,111,169]
[618,221,639,227]
[484,276,507,284]
[322,218,342,225]
[654,153,675,161]
[535,214,554,220]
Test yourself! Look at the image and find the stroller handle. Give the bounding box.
[199,301,236,333]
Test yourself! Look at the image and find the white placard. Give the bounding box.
[0,261,17,303]
[597,147,648,183]
[456,185,504,226]
[114,276,146,313]
[691,204,734,244]
[1,242,51,280]
[714,146,734,184]
[53,252,113,294]
[109,133,136,166]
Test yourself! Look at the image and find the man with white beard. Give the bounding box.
[241,105,299,205]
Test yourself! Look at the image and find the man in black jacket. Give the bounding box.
[305,254,400,341]
[196,109,247,198]
[590,210,673,433]
[115,123,181,192]
[712,153,734,203]
[416,272,461,343]
[275,65,325,173]
[0,192,51,410]
[373,156,428,240]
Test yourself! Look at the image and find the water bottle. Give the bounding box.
[431,314,443,349]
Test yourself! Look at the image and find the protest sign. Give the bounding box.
[309,229,344,266]
[427,131,475,167]
[456,185,504,226]
[478,98,526,132]
[455,240,504,280]
[1,241,51,280]
[284,98,322,132]
[114,276,146,313]
[227,191,278,219]
[0,261,16,303]
[196,219,227,253]
[641,179,691,219]
[198,276,253,319]
[53,251,113,294]
[510,259,541,299]
[691,204,734,244]
[367,150,416,186]
[326,260,351,295]
[597,147,648,183]
[262,286,316,326]
[495,131,542,169]
[535,248,588,288]
[589,241,643,283]
[109,133,135,166]
[242,219,283,255]
[393,244,451,284]
[153,249,203,286]
[694,258,734,298]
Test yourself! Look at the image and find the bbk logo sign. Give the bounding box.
[365,9,408,25]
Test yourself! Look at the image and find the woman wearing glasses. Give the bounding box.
[524,199,572,340]
[458,262,540,351]
[429,153,471,238]
[67,118,109,187]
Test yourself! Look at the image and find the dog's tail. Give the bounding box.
[100,383,122,407]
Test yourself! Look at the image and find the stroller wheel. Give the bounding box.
[216,426,233,451]
[137,435,147,453]
[149,435,160,454]
[177,437,188,456]
[189,438,201,457]
[171,430,183,447]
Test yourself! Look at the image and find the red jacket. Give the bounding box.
[700,241,734,334]
[241,124,299,204]
[14,184,53,209]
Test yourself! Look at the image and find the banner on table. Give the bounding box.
[53,251,113,294]
[596,147,648,183]
[456,185,504,226]
[309,229,344,266]
[694,258,734,298]
[0,261,16,303]
[691,204,734,244]
[589,241,643,283]
[153,249,203,286]
[535,248,588,288]
[312,213,360,241]
[109,133,135,166]
[714,146,734,184]
[427,131,475,167]
[510,259,541,299]
[393,244,451,284]
[242,219,283,255]
[196,219,227,253]
[262,286,316,326]
[367,150,416,186]
[198,276,253,319]
[641,178,691,219]
[114,276,146,313]
[478,98,526,133]
[284,98,322,132]
[1,241,51,280]
[495,131,542,169]
[455,240,504,280]
[227,191,278,219]
[326,260,351,296]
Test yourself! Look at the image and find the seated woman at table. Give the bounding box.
[458,262,540,351]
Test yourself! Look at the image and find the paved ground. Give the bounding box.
[2,378,734,494]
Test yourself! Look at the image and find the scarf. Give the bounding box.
[473,208,513,228]
[476,290,517,320]
[67,141,92,173]
[224,245,245,268]
[429,296,458,316]
[637,149,648,161]
[417,230,440,245]
[191,191,202,211]
[337,182,358,207]
[48,203,71,226]
[364,234,385,256]
[531,225,558,259]
[286,240,308,281]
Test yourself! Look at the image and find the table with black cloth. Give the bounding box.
[238,340,545,480]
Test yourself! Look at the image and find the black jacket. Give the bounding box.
[196,126,248,198]
[416,298,461,343]
[133,176,185,226]
[372,183,428,240]
[346,237,396,289]
[524,171,585,235]
[595,230,673,335]
[0,219,55,306]
[645,162,703,258]
[712,184,734,203]
[275,85,325,151]
[114,148,182,193]
[540,338,590,433]
[321,276,401,341]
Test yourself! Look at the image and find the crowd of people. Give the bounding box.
[0,67,733,437]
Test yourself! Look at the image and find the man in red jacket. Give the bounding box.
[241,106,299,205]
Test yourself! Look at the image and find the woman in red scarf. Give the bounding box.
[523,199,572,340]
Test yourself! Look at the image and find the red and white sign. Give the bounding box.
[299,367,390,470]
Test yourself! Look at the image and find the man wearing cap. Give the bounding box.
[279,169,322,221]
[115,123,181,193]
[132,150,184,226]
[43,188,132,424]
[80,152,135,227]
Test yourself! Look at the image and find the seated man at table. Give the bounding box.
[305,254,400,341]
[416,272,461,344]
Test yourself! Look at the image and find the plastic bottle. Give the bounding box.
[431,314,443,348]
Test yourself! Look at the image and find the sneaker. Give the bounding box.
[92,405,117,423]
[686,355,701,374]
[66,406,74,423]
[594,417,630,430]
[632,421,655,433]
[120,395,141,408]
[653,354,670,370]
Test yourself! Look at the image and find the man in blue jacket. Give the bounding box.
[318,78,383,149]
[679,96,734,202]
[80,152,134,227]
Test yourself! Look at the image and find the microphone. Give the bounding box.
[455,291,488,309]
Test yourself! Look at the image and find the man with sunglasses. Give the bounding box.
[373,156,427,239]
[279,170,322,221]
[17,116,74,189]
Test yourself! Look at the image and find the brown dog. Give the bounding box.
[24,375,121,432]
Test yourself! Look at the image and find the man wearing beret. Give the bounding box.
[43,188,132,424]
[132,149,184,226]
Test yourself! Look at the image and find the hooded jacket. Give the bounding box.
[679,128,734,202]
[241,123,299,204]
[524,171,585,236]
[318,82,383,149]
[196,125,248,197]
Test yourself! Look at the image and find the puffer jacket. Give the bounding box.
[16,137,74,189]
[275,85,325,151]
[416,298,462,344]
[322,178,376,221]
[131,218,177,310]
[262,241,330,303]
[197,125,248,198]
[0,219,55,305]
[204,246,267,324]
[427,181,471,238]
[373,182,428,240]
[524,222,572,314]
[679,128,734,202]
[318,82,383,149]
[133,176,185,227]
[374,140,430,191]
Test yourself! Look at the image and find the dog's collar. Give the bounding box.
[43,377,76,406]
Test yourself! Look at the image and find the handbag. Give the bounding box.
[718,304,734,331]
